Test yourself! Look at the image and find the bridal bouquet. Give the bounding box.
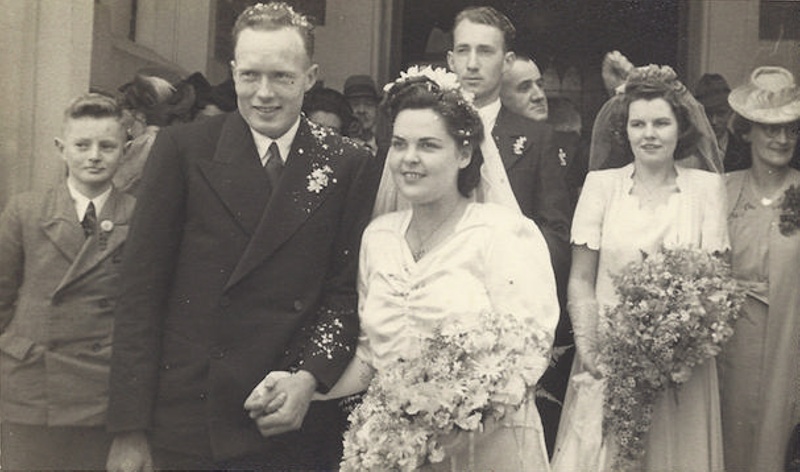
[340,312,551,472]
[599,246,745,470]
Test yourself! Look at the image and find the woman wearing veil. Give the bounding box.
[247,66,558,470]
[551,65,729,471]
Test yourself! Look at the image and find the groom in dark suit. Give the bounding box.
[447,6,572,457]
[105,3,377,471]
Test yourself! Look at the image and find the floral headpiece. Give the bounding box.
[624,64,688,95]
[383,66,479,146]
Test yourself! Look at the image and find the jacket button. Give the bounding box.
[219,296,231,307]
[293,300,304,312]
[199,392,207,401]
[91,342,102,352]
[211,348,225,360]
[98,299,110,308]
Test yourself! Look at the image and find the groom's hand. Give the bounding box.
[244,371,291,418]
[247,370,318,437]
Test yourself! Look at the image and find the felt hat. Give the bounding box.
[343,75,379,101]
[694,73,731,109]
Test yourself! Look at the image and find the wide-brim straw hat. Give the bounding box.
[729,66,800,124]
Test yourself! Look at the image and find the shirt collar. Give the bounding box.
[477,98,502,132]
[250,116,301,166]
[66,180,112,221]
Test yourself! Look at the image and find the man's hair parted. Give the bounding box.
[232,2,315,57]
[453,6,516,52]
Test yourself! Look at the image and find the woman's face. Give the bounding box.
[627,98,679,166]
[388,108,470,205]
[745,121,799,169]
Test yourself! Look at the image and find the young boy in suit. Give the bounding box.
[0,93,135,470]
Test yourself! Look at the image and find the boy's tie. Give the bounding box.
[82,201,97,238]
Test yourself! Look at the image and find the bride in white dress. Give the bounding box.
[247,68,559,470]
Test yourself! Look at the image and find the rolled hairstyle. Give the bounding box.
[612,66,701,162]
[383,75,485,197]
[590,65,722,172]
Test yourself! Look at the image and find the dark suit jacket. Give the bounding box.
[107,112,377,462]
[0,184,134,426]
[492,106,572,290]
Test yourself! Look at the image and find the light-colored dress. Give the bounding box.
[720,169,800,471]
[554,163,729,471]
[356,202,559,471]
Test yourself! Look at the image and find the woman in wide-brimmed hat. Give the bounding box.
[720,65,800,471]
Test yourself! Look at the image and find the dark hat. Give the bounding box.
[694,73,731,109]
[343,74,379,101]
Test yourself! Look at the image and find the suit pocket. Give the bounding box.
[0,332,40,362]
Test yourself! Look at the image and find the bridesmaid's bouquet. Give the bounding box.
[340,312,551,472]
[599,246,745,470]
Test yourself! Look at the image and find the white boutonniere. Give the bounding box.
[513,136,527,156]
[307,165,336,193]
[558,148,568,167]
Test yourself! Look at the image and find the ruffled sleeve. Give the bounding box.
[571,170,610,250]
[484,209,559,381]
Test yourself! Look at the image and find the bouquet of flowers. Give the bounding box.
[779,184,800,236]
[340,312,551,472]
[599,246,745,470]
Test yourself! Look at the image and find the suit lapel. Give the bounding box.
[40,184,85,263]
[196,112,271,235]
[493,106,534,170]
[225,119,336,290]
[54,188,132,295]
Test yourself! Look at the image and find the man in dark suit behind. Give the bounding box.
[446,5,572,457]
[105,3,377,470]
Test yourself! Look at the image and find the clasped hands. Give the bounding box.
[243,369,317,438]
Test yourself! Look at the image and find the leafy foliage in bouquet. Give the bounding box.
[340,312,551,472]
[779,184,800,236]
[599,246,745,470]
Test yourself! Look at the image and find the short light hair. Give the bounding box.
[232,2,315,58]
[453,6,516,52]
[63,93,123,123]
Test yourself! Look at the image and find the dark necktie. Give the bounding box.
[264,142,284,188]
[82,201,97,238]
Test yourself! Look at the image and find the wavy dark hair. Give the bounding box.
[383,77,484,197]
[609,65,703,163]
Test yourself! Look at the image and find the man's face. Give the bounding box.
[501,59,549,121]
[232,27,317,139]
[447,20,513,108]
[349,96,377,132]
[57,117,126,195]
[704,104,733,143]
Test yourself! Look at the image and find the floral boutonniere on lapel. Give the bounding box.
[307,164,336,193]
[778,184,800,236]
[512,136,527,156]
[558,148,568,167]
[98,220,114,250]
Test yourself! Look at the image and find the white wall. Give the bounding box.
[0,0,94,206]
[690,0,799,89]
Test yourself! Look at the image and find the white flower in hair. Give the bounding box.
[384,65,475,103]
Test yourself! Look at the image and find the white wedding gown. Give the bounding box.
[355,202,558,471]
